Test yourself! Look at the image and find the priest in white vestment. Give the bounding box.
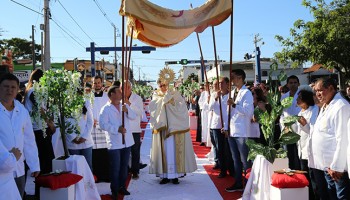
[149,79,197,184]
[198,85,210,147]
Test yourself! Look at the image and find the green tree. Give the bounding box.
[0,37,41,62]
[177,73,199,99]
[274,0,350,86]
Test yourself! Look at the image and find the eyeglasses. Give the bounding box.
[159,84,166,88]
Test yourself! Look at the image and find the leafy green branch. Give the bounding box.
[246,62,301,163]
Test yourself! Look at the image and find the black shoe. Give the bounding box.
[139,163,147,169]
[199,142,205,146]
[212,165,220,170]
[172,178,179,184]
[225,184,243,192]
[118,187,130,195]
[111,192,118,200]
[159,178,170,184]
[218,172,227,178]
[132,172,139,180]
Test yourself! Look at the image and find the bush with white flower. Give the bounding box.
[33,69,85,158]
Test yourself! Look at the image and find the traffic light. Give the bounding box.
[165,61,180,65]
[180,59,188,65]
[100,50,109,55]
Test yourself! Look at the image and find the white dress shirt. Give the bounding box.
[297,105,319,162]
[280,89,301,131]
[24,88,41,131]
[0,140,21,200]
[0,100,40,177]
[228,85,254,138]
[99,102,136,149]
[128,93,144,133]
[208,92,229,130]
[66,101,94,150]
[312,93,350,172]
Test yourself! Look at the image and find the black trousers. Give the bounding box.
[34,130,55,174]
[284,143,301,170]
[196,110,202,142]
[33,130,55,198]
[92,148,110,182]
[213,129,234,174]
[131,132,141,174]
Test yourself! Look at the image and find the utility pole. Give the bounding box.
[253,34,263,84]
[41,31,44,70]
[43,0,51,71]
[31,25,35,70]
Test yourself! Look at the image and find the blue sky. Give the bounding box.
[1,0,313,81]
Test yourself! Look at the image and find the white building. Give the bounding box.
[178,60,308,85]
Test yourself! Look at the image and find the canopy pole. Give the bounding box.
[195,32,210,96]
[190,3,210,95]
[227,0,234,133]
[212,26,224,128]
[126,27,134,83]
[125,34,128,80]
[121,15,125,144]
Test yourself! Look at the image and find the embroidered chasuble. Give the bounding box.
[149,89,197,176]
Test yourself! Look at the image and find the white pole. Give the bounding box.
[43,0,51,71]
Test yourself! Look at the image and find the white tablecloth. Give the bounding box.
[242,155,273,200]
[65,155,101,200]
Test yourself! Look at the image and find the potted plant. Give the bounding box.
[32,69,85,159]
[246,62,301,164]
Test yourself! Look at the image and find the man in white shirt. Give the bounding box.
[91,75,110,182]
[312,77,350,199]
[208,77,231,178]
[99,85,136,198]
[280,75,301,170]
[0,73,40,197]
[226,69,254,192]
[123,81,144,180]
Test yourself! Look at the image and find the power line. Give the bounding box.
[9,0,85,48]
[56,0,95,42]
[51,15,87,45]
[10,0,43,15]
[51,18,85,49]
[92,0,116,28]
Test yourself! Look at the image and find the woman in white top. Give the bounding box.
[24,69,56,174]
[296,89,320,199]
[66,100,94,170]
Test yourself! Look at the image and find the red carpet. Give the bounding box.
[190,129,243,200]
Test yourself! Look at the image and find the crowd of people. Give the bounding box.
[0,71,150,199]
[2,67,350,199]
[192,70,350,199]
